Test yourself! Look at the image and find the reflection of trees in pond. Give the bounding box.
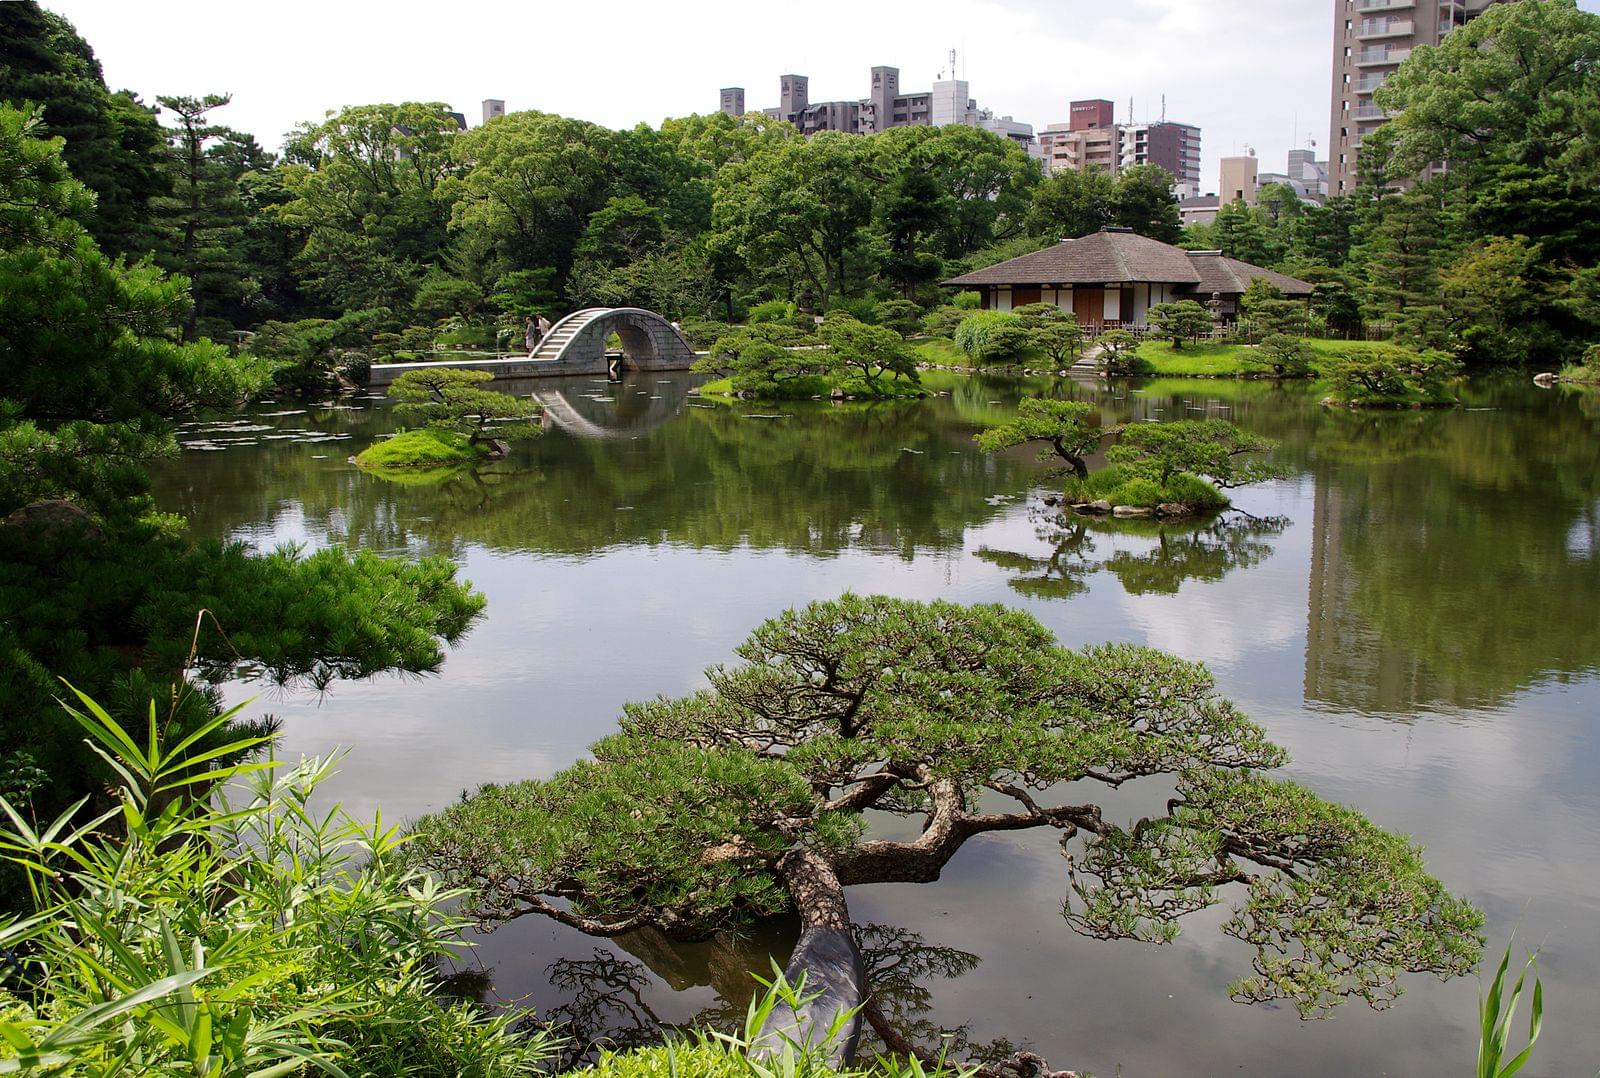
[977,509,1289,599]
[527,924,996,1073]
[1305,384,1600,714]
[155,388,1042,559]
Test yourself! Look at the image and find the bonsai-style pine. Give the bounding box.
[1146,300,1213,349]
[973,398,1110,479]
[358,368,541,470]
[1323,346,1462,408]
[407,595,1483,1070]
[1243,334,1314,377]
[977,399,1279,516]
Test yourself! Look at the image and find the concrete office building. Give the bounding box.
[1259,148,1332,203]
[1329,0,1509,194]
[1220,154,1260,206]
[719,87,745,117]
[1038,101,1123,177]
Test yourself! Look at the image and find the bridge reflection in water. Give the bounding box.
[522,374,702,441]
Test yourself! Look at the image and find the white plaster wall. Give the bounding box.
[1103,289,1120,321]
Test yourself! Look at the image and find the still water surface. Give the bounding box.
[150,373,1600,1076]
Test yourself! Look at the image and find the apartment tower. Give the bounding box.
[1329,0,1508,194]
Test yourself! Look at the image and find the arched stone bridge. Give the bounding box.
[367,307,698,386]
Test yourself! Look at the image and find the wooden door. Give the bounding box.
[1073,288,1102,326]
[1013,286,1042,308]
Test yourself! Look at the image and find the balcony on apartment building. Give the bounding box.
[1356,45,1412,65]
[1356,0,1414,12]
[1353,104,1389,121]
[1356,74,1389,92]
[1357,17,1415,38]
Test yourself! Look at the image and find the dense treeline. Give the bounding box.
[0,8,488,893]
[5,0,1597,374]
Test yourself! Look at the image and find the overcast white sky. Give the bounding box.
[47,0,1600,195]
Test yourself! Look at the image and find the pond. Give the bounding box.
[149,372,1600,1076]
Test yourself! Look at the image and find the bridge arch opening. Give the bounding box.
[530,307,697,375]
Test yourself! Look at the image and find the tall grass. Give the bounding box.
[1477,938,1543,1078]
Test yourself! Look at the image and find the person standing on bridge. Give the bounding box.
[537,313,552,344]
[524,316,538,357]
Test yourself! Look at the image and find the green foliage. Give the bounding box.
[1107,419,1281,494]
[749,299,799,324]
[386,367,542,445]
[1030,320,1084,364]
[974,398,1106,477]
[1439,235,1559,367]
[1146,300,1212,349]
[151,93,255,340]
[1375,0,1600,184]
[571,973,969,1076]
[919,306,971,339]
[872,298,924,337]
[818,313,918,385]
[355,427,483,473]
[1062,466,1232,513]
[278,102,462,312]
[1026,167,1115,239]
[1323,345,1463,407]
[0,3,168,257]
[953,311,1031,364]
[693,326,841,398]
[1476,939,1544,1078]
[0,690,558,1074]
[0,99,488,860]
[409,595,1482,1026]
[250,306,392,394]
[950,291,981,310]
[1093,329,1148,375]
[1246,335,1313,377]
[680,317,735,349]
[1025,165,1179,243]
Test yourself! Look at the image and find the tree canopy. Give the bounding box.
[408,595,1483,1062]
[0,101,484,845]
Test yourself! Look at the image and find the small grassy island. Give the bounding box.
[354,368,541,477]
[976,397,1281,517]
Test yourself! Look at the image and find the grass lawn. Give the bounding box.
[911,338,1057,369]
[1134,338,1420,378]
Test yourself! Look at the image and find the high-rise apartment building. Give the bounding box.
[1039,100,1200,190]
[742,64,1026,144]
[481,99,505,125]
[1329,0,1508,194]
[1120,121,1203,196]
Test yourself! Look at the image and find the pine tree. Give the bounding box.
[153,94,252,339]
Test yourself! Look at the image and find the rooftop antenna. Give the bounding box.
[1161,94,1167,122]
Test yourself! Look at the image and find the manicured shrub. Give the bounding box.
[921,305,971,339]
